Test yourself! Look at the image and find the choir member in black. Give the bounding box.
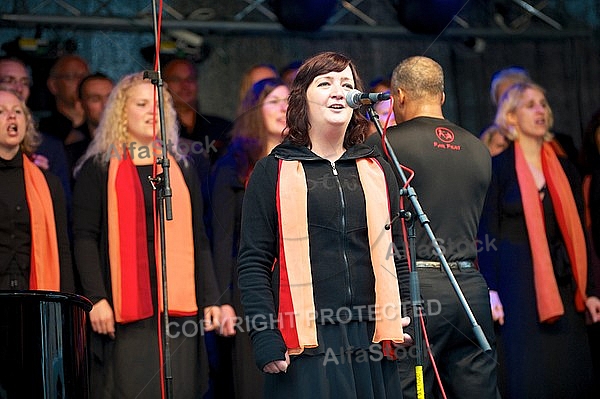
[367,56,500,399]
[479,82,599,398]
[0,89,73,292]
[208,77,289,398]
[72,72,221,398]
[237,51,413,399]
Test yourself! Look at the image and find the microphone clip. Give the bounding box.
[385,210,412,230]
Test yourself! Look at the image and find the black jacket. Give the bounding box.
[0,151,73,292]
[237,141,412,369]
[72,155,220,309]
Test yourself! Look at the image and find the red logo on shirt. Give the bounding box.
[433,127,461,151]
[436,127,454,143]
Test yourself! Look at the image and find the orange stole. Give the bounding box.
[514,141,587,323]
[108,155,198,323]
[277,158,404,355]
[23,154,60,290]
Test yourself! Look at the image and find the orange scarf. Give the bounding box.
[514,141,587,323]
[277,158,404,355]
[23,154,60,290]
[108,154,198,323]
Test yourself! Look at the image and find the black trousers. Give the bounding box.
[397,266,500,399]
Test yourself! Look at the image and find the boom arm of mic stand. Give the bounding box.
[366,106,491,354]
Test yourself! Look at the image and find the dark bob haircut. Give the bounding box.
[285,51,370,148]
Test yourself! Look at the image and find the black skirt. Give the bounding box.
[263,320,404,399]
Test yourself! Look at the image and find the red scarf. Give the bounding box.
[514,141,587,323]
[107,154,198,323]
[23,154,60,290]
[276,158,405,355]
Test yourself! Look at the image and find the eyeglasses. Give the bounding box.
[0,76,32,88]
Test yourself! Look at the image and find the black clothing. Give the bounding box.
[367,116,500,399]
[589,168,600,264]
[72,156,220,398]
[36,132,72,208]
[73,155,220,307]
[0,151,73,292]
[479,144,594,399]
[208,145,263,398]
[38,107,73,142]
[237,141,412,398]
[179,113,232,165]
[368,117,491,262]
[68,122,92,176]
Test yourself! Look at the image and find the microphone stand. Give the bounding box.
[145,0,174,397]
[366,105,491,397]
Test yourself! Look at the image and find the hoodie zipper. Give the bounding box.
[330,161,353,303]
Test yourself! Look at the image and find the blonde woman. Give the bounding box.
[72,72,220,398]
[0,89,73,292]
[478,82,600,398]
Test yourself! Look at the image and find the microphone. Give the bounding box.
[346,89,391,109]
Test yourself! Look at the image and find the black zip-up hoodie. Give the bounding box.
[237,141,413,369]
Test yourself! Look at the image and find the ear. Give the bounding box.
[395,88,406,105]
[47,77,58,96]
[392,88,405,124]
[505,111,518,127]
[441,92,446,105]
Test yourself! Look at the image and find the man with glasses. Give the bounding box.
[0,57,32,102]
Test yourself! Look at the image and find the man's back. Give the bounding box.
[368,116,491,261]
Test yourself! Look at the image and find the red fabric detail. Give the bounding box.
[382,340,397,360]
[276,159,300,349]
[115,157,153,322]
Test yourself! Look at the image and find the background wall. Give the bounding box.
[1,0,600,149]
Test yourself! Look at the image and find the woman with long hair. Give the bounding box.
[72,72,221,398]
[208,77,289,398]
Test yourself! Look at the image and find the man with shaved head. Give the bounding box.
[163,58,232,165]
[367,56,500,399]
[39,54,90,146]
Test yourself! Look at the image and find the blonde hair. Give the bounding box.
[0,89,40,156]
[494,82,554,142]
[480,124,502,147]
[74,71,182,174]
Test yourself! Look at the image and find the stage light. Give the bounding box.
[270,0,337,32]
[392,0,464,35]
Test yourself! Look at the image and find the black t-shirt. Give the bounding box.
[367,116,491,261]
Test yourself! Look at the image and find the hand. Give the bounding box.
[586,296,600,323]
[402,316,414,345]
[89,298,116,339]
[489,290,504,325]
[203,306,221,332]
[218,304,237,337]
[263,351,290,374]
[31,154,50,170]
